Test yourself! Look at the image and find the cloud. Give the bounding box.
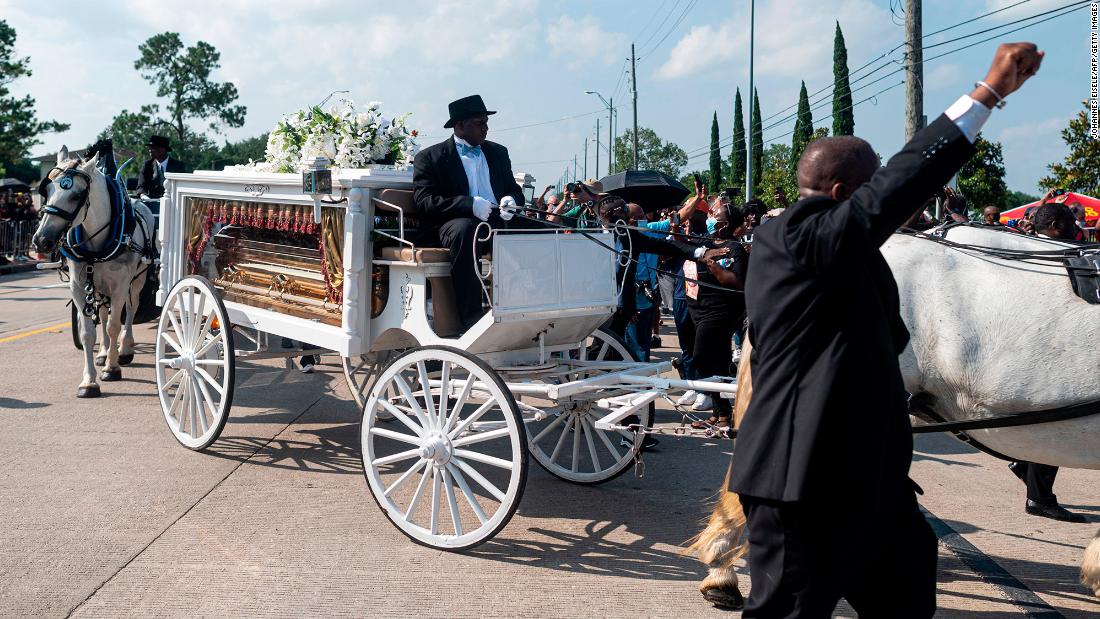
[545,16,628,68]
[924,63,962,91]
[995,115,1071,191]
[655,0,892,80]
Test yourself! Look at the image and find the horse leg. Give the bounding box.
[687,482,748,609]
[119,275,142,366]
[99,302,124,382]
[95,307,108,367]
[73,275,101,398]
[1083,528,1100,598]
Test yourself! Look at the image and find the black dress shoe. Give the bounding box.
[1008,461,1027,483]
[1025,500,1086,523]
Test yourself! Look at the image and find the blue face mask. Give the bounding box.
[706,217,718,234]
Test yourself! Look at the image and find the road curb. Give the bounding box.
[0,260,48,276]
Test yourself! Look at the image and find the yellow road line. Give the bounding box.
[0,322,69,344]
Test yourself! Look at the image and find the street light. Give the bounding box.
[584,90,615,175]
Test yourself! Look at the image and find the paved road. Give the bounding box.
[1,269,1097,617]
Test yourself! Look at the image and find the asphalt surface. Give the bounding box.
[1,268,1097,617]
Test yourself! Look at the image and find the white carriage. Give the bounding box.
[154,166,738,550]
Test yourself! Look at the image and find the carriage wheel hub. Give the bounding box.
[419,432,451,464]
[170,354,196,371]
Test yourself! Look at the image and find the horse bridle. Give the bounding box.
[39,167,93,224]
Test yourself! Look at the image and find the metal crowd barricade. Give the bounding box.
[0,219,37,259]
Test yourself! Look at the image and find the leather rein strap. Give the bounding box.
[911,398,1100,434]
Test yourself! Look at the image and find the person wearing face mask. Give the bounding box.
[684,196,749,426]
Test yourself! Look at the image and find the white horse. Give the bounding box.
[31,153,156,398]
[689,226,1100,606]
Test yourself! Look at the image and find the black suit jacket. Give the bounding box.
[412,138,524,223]
[728,114,976,508]
[136,157,186,199]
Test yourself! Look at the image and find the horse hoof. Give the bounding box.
[95,355,107,367]
[76,385,102,398]
[702,585,744,610]
[100,369,122,382]
[118,354,134,366]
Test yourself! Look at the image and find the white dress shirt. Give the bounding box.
[944,95,992,144]
[454,135,495,204]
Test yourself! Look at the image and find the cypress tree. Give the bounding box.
[832,21,855,136]
[708,111,722,192]
[790,81,813,176]
[730,89,747,192]
[751,88,763,195]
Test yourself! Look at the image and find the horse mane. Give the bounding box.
[47,157,85,181]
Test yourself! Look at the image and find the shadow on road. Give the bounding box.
[0,396,49,409]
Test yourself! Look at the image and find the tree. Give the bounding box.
[790,81,813,177]
[957,134,1008,211]
[750,88,763,195]
[730,88,747,193]
[134,32,246,143]
[0,20,68,174]
[832,21,854,136]
[611,127,688,178]
[708,112,722,192]
[758,143,797,209]
[98,105,217,173]
[1040,101,1100,196]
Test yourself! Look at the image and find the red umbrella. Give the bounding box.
[1000,192,1100,224]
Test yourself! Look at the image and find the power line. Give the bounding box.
[636,0,682,51]
[637,0,700,61]
[421,107,617,139]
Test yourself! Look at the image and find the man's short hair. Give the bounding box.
[1032,203,1076,238]
[797,136,879,193]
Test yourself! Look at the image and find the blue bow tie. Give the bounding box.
[457,142,482,158]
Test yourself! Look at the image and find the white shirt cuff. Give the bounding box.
[944,95,992,144]
[693,246,706,259]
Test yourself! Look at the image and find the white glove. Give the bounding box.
[472,196,493,221]
[498,195,517,222]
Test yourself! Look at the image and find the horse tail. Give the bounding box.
[685,334,753,597]
[1082,528,1100,598]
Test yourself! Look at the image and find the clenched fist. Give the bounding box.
[973,42,1044,106]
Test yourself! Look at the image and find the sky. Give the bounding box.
[2,0,1093,196]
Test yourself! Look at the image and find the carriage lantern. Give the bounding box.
[301,155,332,224]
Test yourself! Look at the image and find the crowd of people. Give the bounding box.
[0,190,38,265]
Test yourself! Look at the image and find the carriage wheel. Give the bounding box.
[155,276,235,450]
[341,350,402,411]
[530,328,649,484]
[361,346,527,551]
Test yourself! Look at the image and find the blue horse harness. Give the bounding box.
[44,168,148,264]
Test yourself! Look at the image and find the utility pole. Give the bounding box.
[746,0,755,200]
[608,97,614,173]
[573,155,578,180]
[904,0,924,140]
[595,118,601,178]
[584,137,589,179]
[631,43,639,171]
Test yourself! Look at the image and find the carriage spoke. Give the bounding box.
[438,362,450,428]
[194,368,225,397]
[191,292,208,348]
[596,341,610,361]
[446,463,488,525]
[393,373,432,430]
[571,415,581,473]
[168,375,187,425]
[443,375,475,434]
[430,466,441,536]
[373,448,421,467]
[581,418,601,472]
[384,459,427,498]
[450,427,511,448]
[369,426,421,445]
[453,449,513,471]
[529,413,566,445]
[160,368,185,391]
[193,333,222,359]
[193,378,210,435]
[443,468,463,537]
[448,400,495,440]
[378,398,426,438]
[185,286,196,344]
[416,361,436,426]
[593,419,624,461]
[187,377,200,438]
[404,463,433,520]
[452,458,506,502]
[159,331,184,357]
[549,416,572,464]
[194,371,218,418]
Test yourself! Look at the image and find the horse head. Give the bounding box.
[31,153,103,254]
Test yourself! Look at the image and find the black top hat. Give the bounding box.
[444,95,496,129]
[147,135,172,151]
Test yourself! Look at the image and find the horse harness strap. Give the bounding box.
[910,398,1100,434]
[60,175,141,264]
[1067,254,1100,304]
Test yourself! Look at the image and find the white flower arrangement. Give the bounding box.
[229,99,420,173]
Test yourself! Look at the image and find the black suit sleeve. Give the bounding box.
[491,144,525,207]
[787,113,977,272]
[413,148,474,220]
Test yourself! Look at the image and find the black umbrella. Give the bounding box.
[0,178,31,193]
[598,170,690,213]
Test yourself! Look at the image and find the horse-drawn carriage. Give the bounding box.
[154,166,739,550]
